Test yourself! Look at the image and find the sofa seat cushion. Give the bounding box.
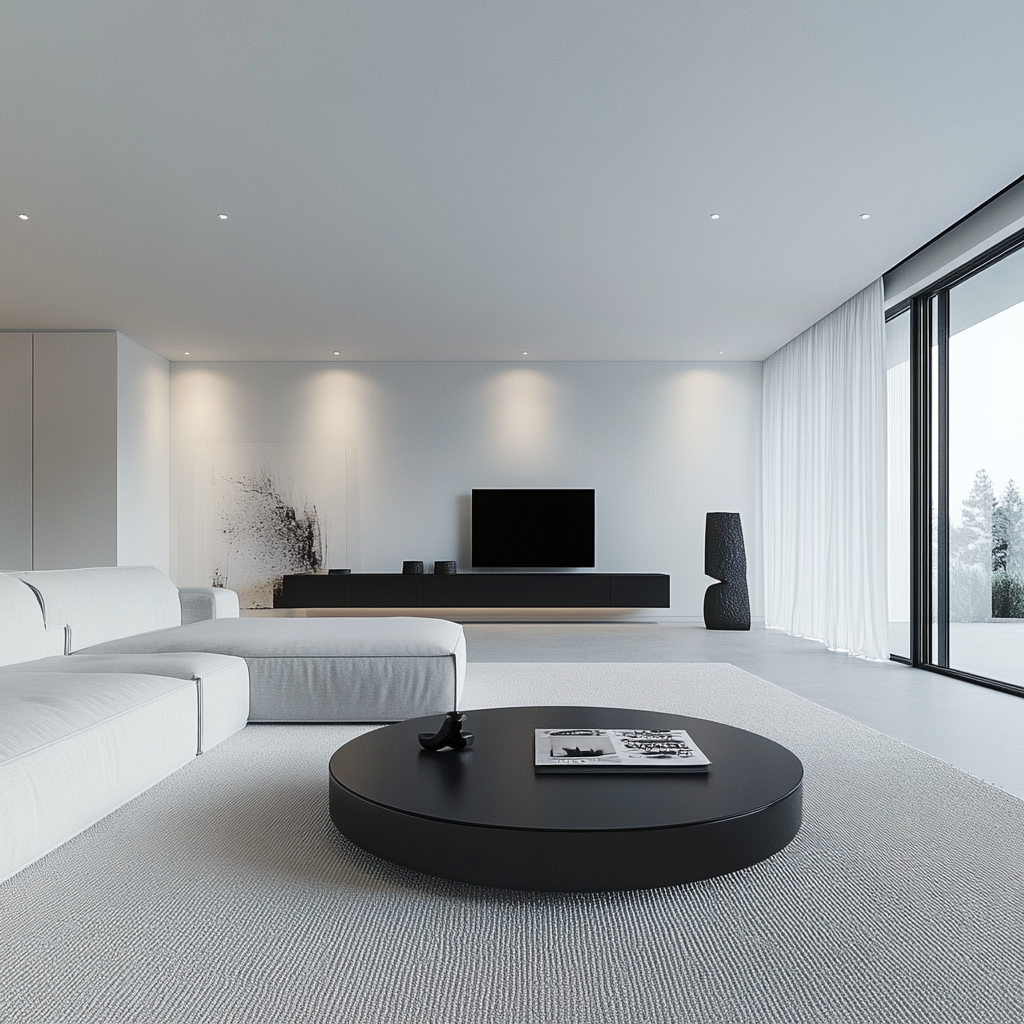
[80,616,466,722]
[0,671,198,883]
[15,653,250,753]
[0,671,196,763]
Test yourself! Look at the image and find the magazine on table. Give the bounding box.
[534,727,711,773]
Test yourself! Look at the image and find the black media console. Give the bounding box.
[276,573,670,609]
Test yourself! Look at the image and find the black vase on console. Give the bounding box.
[703,512,751,631]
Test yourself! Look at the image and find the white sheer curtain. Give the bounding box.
[763,278,889,660]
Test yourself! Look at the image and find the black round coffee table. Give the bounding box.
[329,706,803,891]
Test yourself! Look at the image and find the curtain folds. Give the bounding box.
[763,279,889,660]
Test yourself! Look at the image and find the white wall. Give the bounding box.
[171,360,763,619]
[117,334,170,574]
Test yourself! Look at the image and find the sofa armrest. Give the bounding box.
[178,587,240,624]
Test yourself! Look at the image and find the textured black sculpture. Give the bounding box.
[703,512,751,631]
[418,711,474,752]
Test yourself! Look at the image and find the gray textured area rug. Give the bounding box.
[2,663,1022,1024]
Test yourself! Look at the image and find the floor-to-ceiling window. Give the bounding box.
[945,246,1024,686]
[900,231,1024,696]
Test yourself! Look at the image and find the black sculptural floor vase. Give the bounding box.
[328,706,803,892]
[704,511,751,630]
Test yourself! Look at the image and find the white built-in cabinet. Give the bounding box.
[0,331,169,573]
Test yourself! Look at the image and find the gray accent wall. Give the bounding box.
[33,333,118,569]
[170,360,763,620]
[0,334,33,569]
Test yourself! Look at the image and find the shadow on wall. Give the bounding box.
[458,495,472,569]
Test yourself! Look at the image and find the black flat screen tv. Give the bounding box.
[471,489,595,568]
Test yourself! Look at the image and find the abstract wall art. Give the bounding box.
[176,442,354,608]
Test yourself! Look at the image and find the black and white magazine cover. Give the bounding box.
[534,728,711,773]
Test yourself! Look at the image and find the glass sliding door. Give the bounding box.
[942,245,1024,686]
[894,221,1024,694]
[885,308,911,659]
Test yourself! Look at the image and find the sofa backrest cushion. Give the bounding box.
[13,566,182,652]
[0,574,65,666]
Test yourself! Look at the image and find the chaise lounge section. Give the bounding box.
[16,566,466,721]
[0,572,248,882]
[0,566,467,883]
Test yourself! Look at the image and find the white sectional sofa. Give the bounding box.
[0,566,467,883]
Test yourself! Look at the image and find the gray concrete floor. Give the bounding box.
[463,622,1024,799]
[947,621,1024,688]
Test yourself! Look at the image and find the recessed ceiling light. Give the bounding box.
[859,213,871,220]
[18,214,28,220]
[522,351,528,356]
[333,351,340,356]
[719,351,724,355]
[183,352,190,356]
[218,214,228,220]
[710,214,720,220]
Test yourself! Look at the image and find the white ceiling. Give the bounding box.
[1,1,1023,362]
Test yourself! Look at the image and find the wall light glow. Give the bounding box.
[660,368,737,468]
[302,367,376,441]
[173,367,239,441]
[483,368,561,469]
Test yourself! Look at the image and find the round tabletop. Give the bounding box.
[329,706,803,891]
